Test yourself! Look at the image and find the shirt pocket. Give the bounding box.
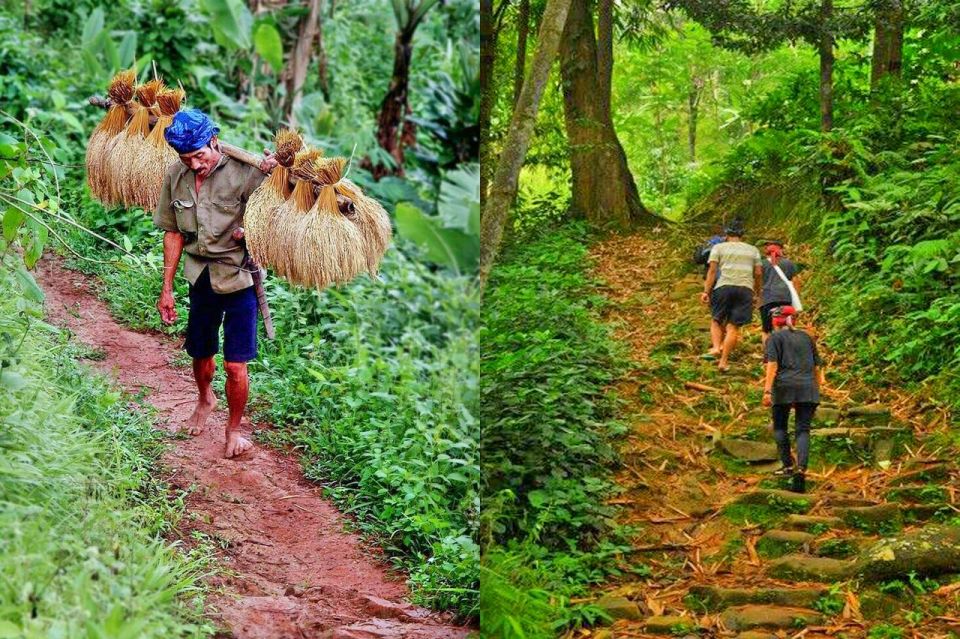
[173,199,198,233]
[208,198,243,238]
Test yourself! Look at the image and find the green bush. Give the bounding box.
[480,224,637,637]
[482,224,627,549]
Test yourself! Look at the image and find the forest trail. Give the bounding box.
[34,257,469,639]
[582,233,959,639]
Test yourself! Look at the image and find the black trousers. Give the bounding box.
[772,402,817,470]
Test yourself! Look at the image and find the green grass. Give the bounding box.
[0,260,215,638]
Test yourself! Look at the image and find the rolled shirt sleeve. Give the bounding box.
[153,170,178,232]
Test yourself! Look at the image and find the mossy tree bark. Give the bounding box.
[870,0,904,90]
[560,0,656,230]
[479,0,573,288]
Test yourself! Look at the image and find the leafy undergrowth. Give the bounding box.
[0,261,215,638]
[480,224,642,638]
[57,178,480,618]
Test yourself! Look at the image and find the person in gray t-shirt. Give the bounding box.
[700,220,762,373]
[762,305,825,494]
[760,240,798,347]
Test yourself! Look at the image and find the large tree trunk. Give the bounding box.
[596,0,613,116]
[513,0,530,107]
[819,0,834,132]
[480,0,499,202]
[285,0,322,125]
[560,0,655,229]
[479,0,573,288]
[870,0,904,90]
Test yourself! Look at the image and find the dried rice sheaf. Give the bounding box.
[285,157,367,289]
[86,69,136,203]
[245,129,303,265]
[338,176,392,276]
[311,156,392,277]
[112,79,165,207]
[266,148,322,279]
[129,86,186,211]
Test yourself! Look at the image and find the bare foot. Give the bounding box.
[184,391,217,436]
[225,431,254,459]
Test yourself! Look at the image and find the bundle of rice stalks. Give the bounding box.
[262,147,322,278]
[127,86,186,211]
[245,129,303,265]
[284,156,367,289]
[111,78,165,206]
[336,176,392,276]
[86,69,136,204]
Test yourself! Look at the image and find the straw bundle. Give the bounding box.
[86,70,136,203]
[245,129,303,265]
[111,79,165,206]
[336,177,392,276]
[284,157,367,289]
[127,86,185,211]
[263,147,322,278]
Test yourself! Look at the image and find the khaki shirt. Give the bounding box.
[153,155,266,293]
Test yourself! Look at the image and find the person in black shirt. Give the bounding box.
[762,305,825,493]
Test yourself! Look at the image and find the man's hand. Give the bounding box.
[762,392,772,407]
[259,148,279,173]
[700,291,710,305]
[157,288,177,325]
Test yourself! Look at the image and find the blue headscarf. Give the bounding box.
[164,109,220,154]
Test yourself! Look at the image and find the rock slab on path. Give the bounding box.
[687,585,824,612]
[35,258,470,639]
[718,439,779,463]
[720,605,822,631]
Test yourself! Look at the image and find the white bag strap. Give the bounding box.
[771,262,803,312]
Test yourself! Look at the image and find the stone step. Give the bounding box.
[735,632,779,639]
[756,530,815,557]
[825,497,879,508]
[830,503,903,533]
[811,536,867,559]
[686,585,825,612]
[594,594,643,621]
[811,426,907,440]
[643,615,697,634]
[886,484,948,504]
[734,489,814,512]
[846,404,891,425]
[782,514,844,532]
[766,554,856,582]
[720,605,823,631]
[718,438,780,463]
[889,463,949,486]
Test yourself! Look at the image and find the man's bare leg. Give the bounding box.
[185,356,217,435]
[709,319,724,355]
[223,360,253,458]
[718,323,740,371]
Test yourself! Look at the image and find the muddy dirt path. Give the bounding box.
[36,257,470,639]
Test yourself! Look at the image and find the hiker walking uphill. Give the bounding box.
[700,220,762,372]
[763,305,825,494]
[154,109,278,459]
[760,239,800,347]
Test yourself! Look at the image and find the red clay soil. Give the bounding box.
[35,257,471,639]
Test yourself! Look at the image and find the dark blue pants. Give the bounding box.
[772,402,817,470]
[184,267,258,363]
